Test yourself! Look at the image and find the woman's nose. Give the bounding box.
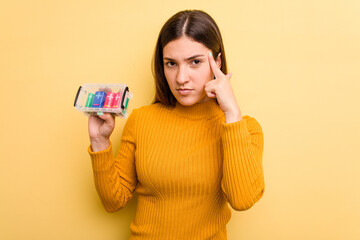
[176,66,189,85]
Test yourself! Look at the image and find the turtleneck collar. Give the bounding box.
[172,99,224,120]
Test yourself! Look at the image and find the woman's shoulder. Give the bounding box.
[133,102,168,113]
[129,103,170,120]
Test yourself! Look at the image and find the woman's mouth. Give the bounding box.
[177,88,193,96]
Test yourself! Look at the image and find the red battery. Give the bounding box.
[112,92,122,108]
[103,92,115,108]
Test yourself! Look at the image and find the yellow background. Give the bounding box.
[1,0,359,239]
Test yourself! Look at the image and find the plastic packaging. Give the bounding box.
[74,83,132,118]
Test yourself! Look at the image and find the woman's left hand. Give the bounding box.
[204,52,243,123]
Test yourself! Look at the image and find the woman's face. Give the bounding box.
[163,36,221,106]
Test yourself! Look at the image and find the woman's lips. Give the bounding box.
[177,88,193,96]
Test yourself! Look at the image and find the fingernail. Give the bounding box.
[209,52,212,57]
[97,112,103,116]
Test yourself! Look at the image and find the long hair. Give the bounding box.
[152,10,228,107]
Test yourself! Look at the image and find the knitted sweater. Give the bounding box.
[88,100,265,240]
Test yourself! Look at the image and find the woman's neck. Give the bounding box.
[172,99,223,120]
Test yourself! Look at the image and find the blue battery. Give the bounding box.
[92,91,106,108]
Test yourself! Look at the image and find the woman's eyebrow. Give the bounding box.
[185,54,205,60]
[163,54,205,61]
[163,57,175,61]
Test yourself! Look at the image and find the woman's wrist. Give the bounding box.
[90,138,110,152]
[224,107,243,123]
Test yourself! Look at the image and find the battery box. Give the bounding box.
[74,83,132,118]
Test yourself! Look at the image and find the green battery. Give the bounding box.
[85,93,95,107]
[122,97,130,115]
[124,97,129,110]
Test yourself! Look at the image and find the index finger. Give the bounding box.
[208,52,224,79]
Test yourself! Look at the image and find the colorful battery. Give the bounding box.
[85,93,94,107]
[121,95,129,115]
[112,92,122,108]
[92,91,106,108]
[124,96,129,109]
[104,92,115,108]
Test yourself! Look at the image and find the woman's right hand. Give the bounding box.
[88,113,115,152]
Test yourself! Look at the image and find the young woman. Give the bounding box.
[88,10,264,240]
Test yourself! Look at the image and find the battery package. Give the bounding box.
[74,83,132,118]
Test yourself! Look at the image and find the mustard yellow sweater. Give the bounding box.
[88,100,265,240]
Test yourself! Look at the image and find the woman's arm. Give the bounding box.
[88,111,138,212]
[220,116,265,211]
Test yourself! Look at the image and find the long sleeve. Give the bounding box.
[86,101,264,239]
[220,115,265,211]
[88,110,138,212]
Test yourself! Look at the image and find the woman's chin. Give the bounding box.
[176,95,210,106]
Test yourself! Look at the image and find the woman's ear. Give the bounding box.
[216,52,222,68]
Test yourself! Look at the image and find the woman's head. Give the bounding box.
[153,10,228,107]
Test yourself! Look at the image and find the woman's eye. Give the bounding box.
[166,62,176,67]
[192,59,201,65]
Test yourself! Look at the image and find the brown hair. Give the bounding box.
[152,10,228,107]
